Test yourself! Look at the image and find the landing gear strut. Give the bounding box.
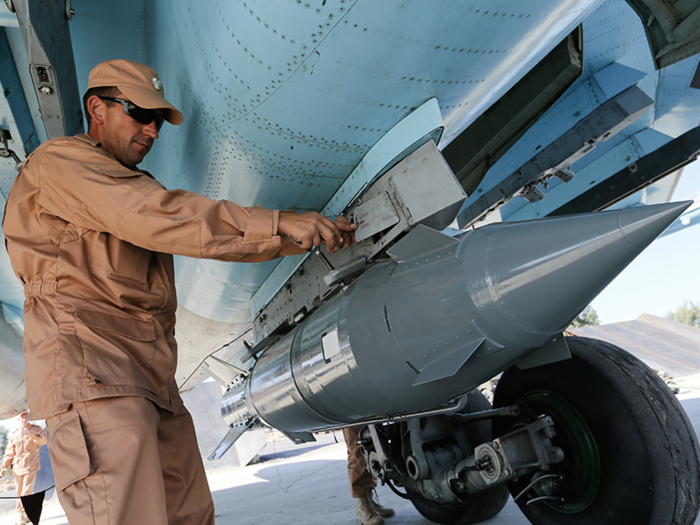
[358,337,700,525]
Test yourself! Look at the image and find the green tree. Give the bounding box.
[667,300,700,328]
[0,426,7,457]
[569,306,601,329]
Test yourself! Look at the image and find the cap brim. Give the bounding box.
[119,85,183,126]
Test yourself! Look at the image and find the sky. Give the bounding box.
[589,166,700,324]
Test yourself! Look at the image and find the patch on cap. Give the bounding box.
[152,77,163,91]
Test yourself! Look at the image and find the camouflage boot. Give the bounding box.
[356,493,384,525]
[370,490,395,518]
[16,508,31,525]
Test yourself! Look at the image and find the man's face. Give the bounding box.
[19,413,29,429]
[99,95,162,169]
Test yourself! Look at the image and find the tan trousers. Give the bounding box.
[343,427,376,498]
[14,470,37,512]
[46,397,215,525]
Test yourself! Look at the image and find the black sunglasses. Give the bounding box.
[99,97,165,132]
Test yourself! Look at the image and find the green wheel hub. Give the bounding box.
[521,390,601,513]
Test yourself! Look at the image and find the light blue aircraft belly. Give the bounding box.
[136,0,602,325]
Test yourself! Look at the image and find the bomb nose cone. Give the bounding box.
[619,201,692,248]
[464,201,691,345]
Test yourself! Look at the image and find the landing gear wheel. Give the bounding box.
[492,336,700,525]
[409,390,509,524]
[409,487,509,525]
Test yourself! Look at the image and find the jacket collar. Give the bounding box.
[74,133,101,148]
[72,133,154,179]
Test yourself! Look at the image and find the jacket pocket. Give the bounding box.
[90,232,152,288]
[74,309,158,393]
[49,411,91,492]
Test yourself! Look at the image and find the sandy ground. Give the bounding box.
[2,388,700,525]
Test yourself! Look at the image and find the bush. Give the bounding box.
[667,300,700,328]
[569,305,601,329]
[0,426,7,456]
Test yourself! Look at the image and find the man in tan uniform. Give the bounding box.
[2,59,356,525]
[343,427,395,525]
[1,412,47,524]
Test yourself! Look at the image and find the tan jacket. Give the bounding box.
[1,425,47,475]
[3,134,304,419]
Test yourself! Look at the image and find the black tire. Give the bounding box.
[410,487,509,525]
[492,336,700,525]
[409,390,510,524]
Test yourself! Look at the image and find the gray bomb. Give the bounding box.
[221,201,690,438]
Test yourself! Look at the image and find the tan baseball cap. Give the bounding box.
[87,59,183,125]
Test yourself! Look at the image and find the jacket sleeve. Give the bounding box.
[1,435,16,470]
[32,142,307,262]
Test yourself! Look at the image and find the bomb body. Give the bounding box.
[222,202,690,436]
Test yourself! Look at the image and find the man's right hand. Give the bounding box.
[278,211,357,253]
[0,468,6,477]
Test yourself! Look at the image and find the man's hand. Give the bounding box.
[334,215,358,251]
[279,211,357,253]
[29,428,47,445]
[0,468,6,477]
